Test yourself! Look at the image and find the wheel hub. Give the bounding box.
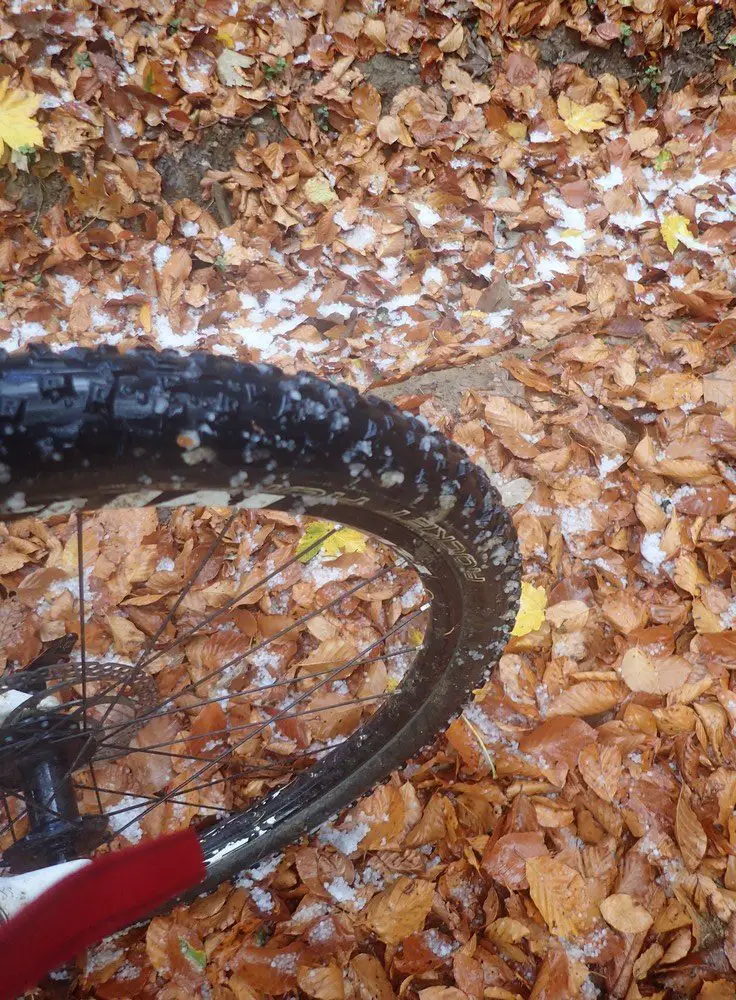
[0,654,158,873]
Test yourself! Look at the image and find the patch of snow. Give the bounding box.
[595,165,624,191]
[153,245,171,271]
[641,532,667,569]
[413,203,442,228]
[319,821,369,854]
[325,876,356,903]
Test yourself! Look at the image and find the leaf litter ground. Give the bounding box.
[3,1,736,998]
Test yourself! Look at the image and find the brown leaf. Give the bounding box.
[347,782,421,849]
[438,23,464,53]
[676,790,707,871]
[518,717,597,786]
[350,954,396,1000]
[620,648,690,695]
[725,913,736,972]
[483,397,540,459]
[525,856,596,938]
[482,831,548,890]
[363,877,434,945]
[546,681,625,718]
[351,83,381,124]
[599,893,653,933]
[578,743,622,803]
[377,116,413,146]
[298,963,345,1000]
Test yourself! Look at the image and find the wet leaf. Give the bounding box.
[512,582,547,637]
[676,790,707,871]
[661,213,694,253]
[526,856,596,937]
[363,877,434,945]
[557,95,608,134]
[599,893,653,934]
[0,80,42,153]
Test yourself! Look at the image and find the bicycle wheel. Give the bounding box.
[0,348,520,898]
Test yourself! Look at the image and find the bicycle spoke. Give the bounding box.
[137,523,341,672]
[76,510,88,732]
[100,565,397,745]
[85,520,341,735]
[0,559,404,847]
[92,509,240,732]
[0,499,431,866]
[88,760,105,817]
[98,793,233,818]
[1,794,17,844]
[108,606,427,840]
[97,646,414,733]
[100,692,390,755]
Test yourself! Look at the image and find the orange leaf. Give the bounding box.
[675,791,707,871]
[525,856,595,937]
[363,877,434,945]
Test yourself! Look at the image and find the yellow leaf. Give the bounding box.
[506,122,527,140]
[0,79,43,154]
[139,302,151,334]
[660,213,693,253]
[322,526,367,558]
[296,522,367,562]
[511,581,547,637]
[557,94,608,135]
[216,26,235,48]
[408,627,424,647]
[304,175,338,206]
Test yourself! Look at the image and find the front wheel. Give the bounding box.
[0,349,520,895]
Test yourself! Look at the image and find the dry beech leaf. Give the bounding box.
[578,743,622,803]
[546,681,624,718]
[619,648,690,695]
[377,116,413,147]
[602,593,647,634]
[525,856,595,937]
[675,791,707,871]
[659,927,692,964]
[349,955,395,1000]
[545,599,588,632]
[438,23,463,52]
[483,397,540,459]
[635,486,668,532]
[298,963,344,1000]
[599,893,653,934]
[725,914,736,973]
[363,877,434,945]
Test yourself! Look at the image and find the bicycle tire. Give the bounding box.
[0,347,520,895]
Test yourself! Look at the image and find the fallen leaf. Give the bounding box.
[620,648,690,694]
[363,877,434,945]
[438,23,464,53]
[216,49,254,86]
[661,213,694,253]
[558,95,608,134]
[0,79,43,153]
[600,893,653,934]
[297,522,367,562]
[305,175,338,206]
[512,582,547,637]
[525,856,595,937]
[675,790,707,871]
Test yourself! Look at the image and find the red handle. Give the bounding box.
[0,828,205,1000]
